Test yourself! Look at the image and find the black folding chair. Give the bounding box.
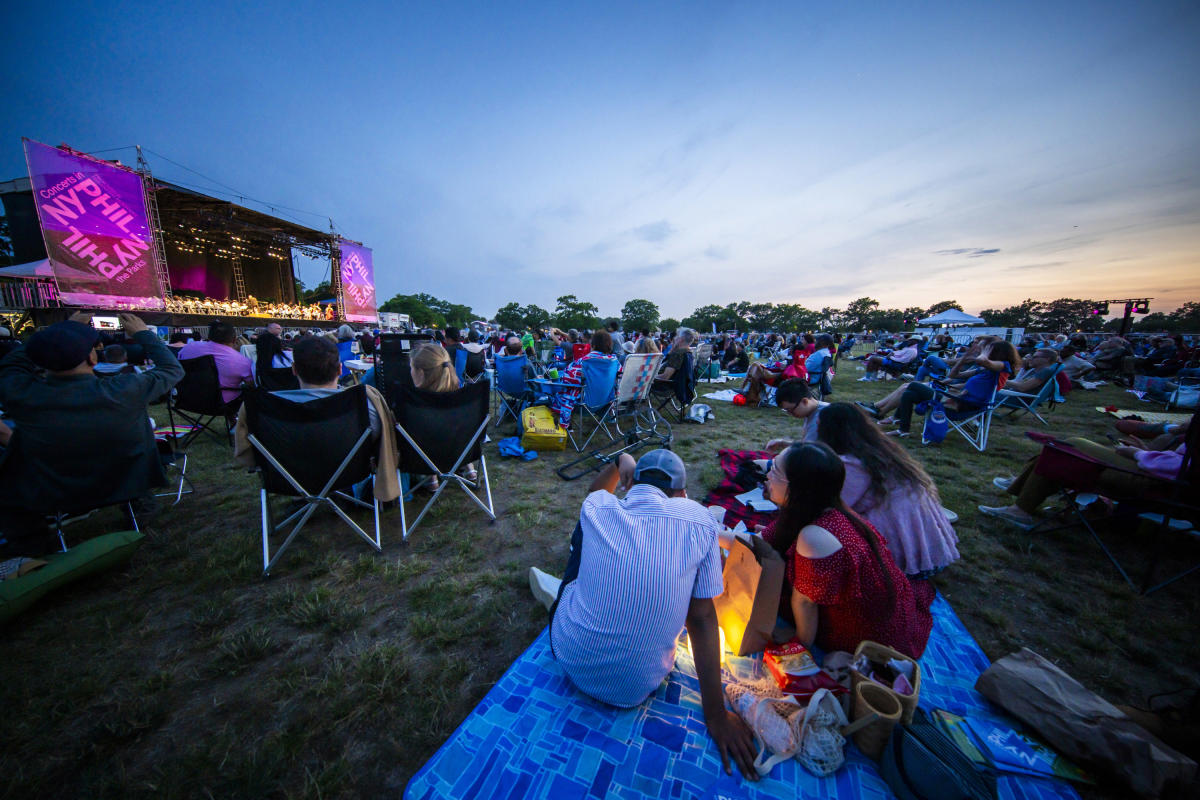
[243,385,382,575]
[257,367,301,392]
[394,380,495,541]
[652,351,696,422]
[375,333,433,411]
[0,427,148,551]
[170,355,240,449]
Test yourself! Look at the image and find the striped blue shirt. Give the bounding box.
[550,484,724,707]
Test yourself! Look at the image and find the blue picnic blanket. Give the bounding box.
[406,595,1080,800]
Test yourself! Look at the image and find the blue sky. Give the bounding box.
[3,1,1198,319]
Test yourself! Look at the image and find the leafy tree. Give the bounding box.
[494,302,525,331]
[1133,312,1174,332]
[620,299,660,333]
[980,299,1039,328]
[554,294,602,330]
[868,308,906,333]
[1170,302,1200,331]
[659,317,681,334]
[901,307,926,327]
[682,304,727,332]
[0,215,13,267]
[523,304,552,330]
[379,293,446,327]
[1035,298,1103,332]
[771,304,820,333]
[924,300,962,315]
[300,280,333,304]
[843,297,881,331]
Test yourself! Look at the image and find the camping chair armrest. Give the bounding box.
[1038,437,1185,485]
[998,389,1036,399]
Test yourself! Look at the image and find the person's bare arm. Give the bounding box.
[587,453,635,494]
[790,590,819,647]
[685,597,758,780]
[0,420,12,447]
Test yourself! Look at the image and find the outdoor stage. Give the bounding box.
[1,140,379,330]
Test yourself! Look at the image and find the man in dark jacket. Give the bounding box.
[0,312,184,556]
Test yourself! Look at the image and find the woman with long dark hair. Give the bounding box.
[254,332,292,378]
[760,442,933,658]
[816,403,959,578]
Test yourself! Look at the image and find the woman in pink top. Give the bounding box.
[760,442,933,659]
[816,402,959,578]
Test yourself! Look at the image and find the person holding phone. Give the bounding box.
[0,312,184,556]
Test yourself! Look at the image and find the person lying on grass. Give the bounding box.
[979,419,1193,530]
[759,442,934,659]
[855,340,1020,437]
[528,449,758,781]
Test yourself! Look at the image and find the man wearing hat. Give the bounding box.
[529,449,757,781]
[0,312,183,556]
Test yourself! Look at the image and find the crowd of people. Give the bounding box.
[0,309,1196,783]
[162,294,334,320]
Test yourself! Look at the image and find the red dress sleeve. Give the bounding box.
[791,546,859,605]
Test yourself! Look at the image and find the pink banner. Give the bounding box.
[23,139,164,309]
[339,240,378,323]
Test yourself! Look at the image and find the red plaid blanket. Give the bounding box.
[703,448,778,530]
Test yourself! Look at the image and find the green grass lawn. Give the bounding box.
[2,362,1197,799]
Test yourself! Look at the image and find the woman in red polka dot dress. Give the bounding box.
[760,442,934,659]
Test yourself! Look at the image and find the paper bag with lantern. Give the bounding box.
[713,534,785,656]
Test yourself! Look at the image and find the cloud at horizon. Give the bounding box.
[1,1,1197,320]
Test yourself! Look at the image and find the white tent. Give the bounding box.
[918,309,986,326]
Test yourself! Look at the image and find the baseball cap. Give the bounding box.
[26,320,100,371]
[634,449,687,490]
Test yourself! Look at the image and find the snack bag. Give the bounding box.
[764,639,847,699]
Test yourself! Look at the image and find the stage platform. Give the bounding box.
[26,307,349,331]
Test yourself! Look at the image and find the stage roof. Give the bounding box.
[2,174,338,259]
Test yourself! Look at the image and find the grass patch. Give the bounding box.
[1,362,1196,798]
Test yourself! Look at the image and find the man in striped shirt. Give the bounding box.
[530,450,757,781]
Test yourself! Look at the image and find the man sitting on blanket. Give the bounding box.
[528,450,758,781]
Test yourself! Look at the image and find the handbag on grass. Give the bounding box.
[713,535,785,656]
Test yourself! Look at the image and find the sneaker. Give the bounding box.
[992,476,1015,491]
[977,504,1036,531]
[885,429,910,438]
[855,401,880,418]
[856,376,875,382]
[941,506,959,524]
[528,567,561,611]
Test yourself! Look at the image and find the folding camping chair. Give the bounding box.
[556,353,671,481]
[493,353,533,428]
[153,429,193,506]
[809,350,834,400]
[529,357,621,452]
[170,355,240,449]
[256,367,301,392]
[996,364,1064,425]
[0,421,150,551]
[454,348,487,384]
[652,351,696,422]
[945,384,1000,452]
[393,380,495,541]
[243,385,382,575]
[1025,418,1199,595]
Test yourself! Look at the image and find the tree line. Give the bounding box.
[368,289,1199,334]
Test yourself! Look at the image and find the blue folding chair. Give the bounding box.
[997,364,1064,426]
[567,357,621,451]
[494,354,532,427]
[945,384,1001,452]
